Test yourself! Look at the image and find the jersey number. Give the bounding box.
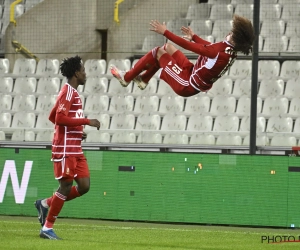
[172,64,182,74]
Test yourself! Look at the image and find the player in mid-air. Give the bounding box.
[111,15,255,97]
[34,56,100,240]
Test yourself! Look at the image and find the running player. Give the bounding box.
[34,56,100,240]
[111,15,255,97]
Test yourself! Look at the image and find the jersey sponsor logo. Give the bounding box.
[0,160,33,204]
[58,104,66,112]
[75,108,84,118]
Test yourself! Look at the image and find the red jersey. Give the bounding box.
[49,83,89,160]
[164,30,237,92]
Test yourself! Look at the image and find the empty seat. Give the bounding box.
[35,59,60,77]
[280,61,300,80]
[212,19,233,39]
[86,113,110,131]
[239,116,266,132]
[284,78,300,99]
[35,112,53,129]
[83,77,108,95]
[207,78,233,97]
[166,19,189,36]
[12,58,36,76]
[132,78,158,96]
[163,133,189,144]
[266,116,293,133]
[136,131,163,144]
[0,130,5,140]
[184,94,210,114]
[228,60,252,79]
[0,58,9,74]
[258,60,280,79]
[161,113,187,131]
[261,96,289,117]
[285,20,300,38]
[0,112,11,127]
[0,93,12,111]
[35,94,57,112]
[189,134,215,145]
[234,4,253,21]
[216,134,242,145]
[158,95,184,113]
[110,113,135,130]
[235,95,262,116]
[84,59,107,76]
[283,37,300,55]
[189,19,213,36]
[185,3,210,20]
[36,130,53,142]
[11,111,36,128]
[270,135,297,147]
[157,79,176,96]
[288,97,300,118]
[0,77,13,93]
[11,94,36,112]
[294,118,300,133]
[213,115,240,132]
[36,77,60,95]
[242,134,269,146]
[111,131,136,143]
[11,130,35,141]
[134,95,159,113]
[210,95,237,116]
[109,95,134,113]
[260,20,285,38]
[260,4,282,21]
[108,78,133,95]
[210,4,233,21]
[135,113,161,130]
[261,36,288,55]
[106,59,131,76]
[258,79,284,98]
[281,5,300,21]
[142,34,165,52]
[84,94,109,114]
[186,114,213,132]
[14,4,24,18]
[86,131,110,143]
[13,77,37,94]
[231,78,251,97]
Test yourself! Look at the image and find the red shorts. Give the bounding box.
[53,156,90,180]
[159,50,200,97]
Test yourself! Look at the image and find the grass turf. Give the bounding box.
[0,215,300,250]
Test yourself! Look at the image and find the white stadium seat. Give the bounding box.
[234,4,253,21]
[0,131,5,140]
[110,113,135,130]
[243,135,269,146]
[141,35,165,52]
[86,113,110,131]
[35,112,53,129]
[83,77,108,95]
[108,78,133,95]
[189,19,212,36]
[280,61,300,80]
[11,94,36,112]
[35,94,57,112]
[132,78,158,96]
[135,113,161,130]
[13,77,37,94]
[35,59,60,77]
[209,4,234,21]
[261,97,289,117]
[229,60,252,79]
[11,112,36,128]
[235,95,263,117]
[0,58,9,74]
[86,131,110,143]
[266,116,293,133]
[111,131,136,143]
[163,133,189,144]
[258,79,284,99]
[288,97,300,118]
[258,60,280,79]
[0,112,12,128]
[186,4,210,21]
[158,95,184,114]
[270,135,297,147]
[212,19,233,39]
[186,114,213,132]
[231,78,251,97]
[161,113,187,131]
[166,19,189,36]
[213,115,240,132]
[106,59,131,76]
[84,94,109,115]
[260,20,285,38]
[36,77,60,95]
[11,130,35,141]
[184,94,210,114]
[157,79,176,96]
[284,78,300,99]
[137,131,163,144]
[0,93,12,111]
[216,134,242,146]
[12,58,36,76]
[134,95,160,113]
[207,78,233,97]
[0,77,13,93]
[209,95,236,116]
[84,59,107,76]
[259,4,282,21]
[109,95,134,113]
[189,134,215,145]
[239,116,266,133]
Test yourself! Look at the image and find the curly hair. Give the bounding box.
[60,55,82,79]
[231,15,255,55]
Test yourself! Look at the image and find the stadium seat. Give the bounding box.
[260,20,285,38]
[135,113,161,130]
[133,95,160,114]
[186,114,213,132]
[270,135,297,147]
[282,37,300,56]
[83,77,108,96]
[212,19,233,39]
[163,133,189,144]
[137,131,163,144]
[0,130,5,140]
[108,78,133,95]
[261,36,288,55]
[228,60,252,79]
[259,4,282,21]
[11,130,35,141]
[158,95,184,114]
[281,5,300,21]
[258,79,284,98]
[108,95,134,113]
[231,78,252,97]
[258,60,280,79]
[266,116,293,133]
[285,20,300,38]
[184,94,210,114]
[110,113,135,130]
[288,97,300,118]
[36,130,53,142]
[239,116,266,133]
[185,3,210,21]
[213,115,240,132]
[13,77,37,94]
[0,112,11,127]
[14,4,24,18]
[131,78,158,96]
[166,19,189,36]
[189,19,213,36]
[261,97,289,117]
[36,77,60,95]
[11,111,36,128]
[294,118,300,133]
[111,131,136,143]
[157,79,176,96]
[207,78,233,97]
[209,4,234,21]
[11,94,36,112]
[242,134,269,146]
[35,59,60,77]
[0,93,12,111]
[35,112,53,129]
[85,131,110,143]
[84,94,109,115]
[234,4,253,21]
[280,61,300,80]
[84,59,107,77]
[284,78,300,99]
[141,34,165,52]
[35,94,57,112]
[161,113,187,131]
[189,134,215,145]
[235,95,262,117]
[216,134,242,146]
[106,59,131,76]
[12,58,36,76]
[0,58,9,74]
[209,95,237,116]
[86,113,110,131]
[0,77,12,93]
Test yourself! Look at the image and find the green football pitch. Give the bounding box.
[0,215,300,250]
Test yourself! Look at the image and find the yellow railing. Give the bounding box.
[10,0,23,26]
[114,0,124,24]
[12,40,39,61]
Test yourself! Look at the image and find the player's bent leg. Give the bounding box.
[76,177,90,195]
[34,199,49,226]
[110,65,130,87]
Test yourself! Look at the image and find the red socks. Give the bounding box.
[44,192,66,228]
[141,64,160,83]
[46,186,81,207]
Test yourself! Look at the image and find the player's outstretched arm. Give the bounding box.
[181,26,194,41]
[88,119,100,130]
[149,20,166,35]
